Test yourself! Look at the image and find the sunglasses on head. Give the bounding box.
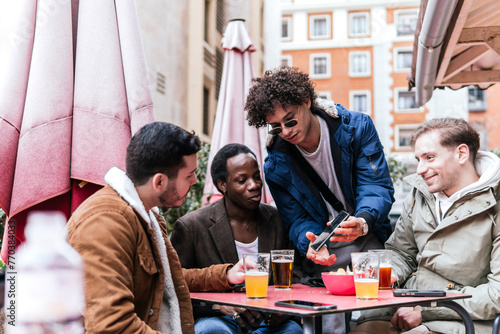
[268,119,298,135]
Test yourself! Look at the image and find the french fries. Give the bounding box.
[328,267,353,275]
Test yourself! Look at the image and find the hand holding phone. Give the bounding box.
[275,300,337,311]
[393,289,446,297]
[310,211,350,251]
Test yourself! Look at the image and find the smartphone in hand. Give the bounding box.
[310,211,350,251]
[275,300,337,311]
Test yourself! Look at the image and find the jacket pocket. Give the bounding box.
[361,141,384,176]
[139,252,158,275]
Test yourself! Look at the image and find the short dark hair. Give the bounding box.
[210,143,257,194]
[245,66,317,128]
[126,122,201,185]
[410,118,480,161]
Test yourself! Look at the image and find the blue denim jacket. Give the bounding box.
[264,104,395,255]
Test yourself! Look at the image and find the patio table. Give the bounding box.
[191,284,474,334]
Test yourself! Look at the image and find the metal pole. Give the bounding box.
[437,301,475,334]
[492,314,500,334]
[302,316,322,334]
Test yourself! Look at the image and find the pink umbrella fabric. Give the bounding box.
[0,0,154,262]
[203,19,272,204]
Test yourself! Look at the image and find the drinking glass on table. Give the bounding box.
[271,249,294,290]
[243,253,270,299]
[369,249,392,290]
[351,252,380,301]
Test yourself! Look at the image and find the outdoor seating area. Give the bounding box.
[1,1,500,334]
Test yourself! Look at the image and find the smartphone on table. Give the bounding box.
[275,300,337,311]
[393,289,446,297]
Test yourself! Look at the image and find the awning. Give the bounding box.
[409,0,500,106]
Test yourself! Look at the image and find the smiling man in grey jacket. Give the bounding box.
[353,118,500,334]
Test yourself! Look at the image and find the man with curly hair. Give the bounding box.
[245,66,394,274]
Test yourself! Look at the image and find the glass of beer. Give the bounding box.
[271,249,294,290]
[243,253,270,299]
[351,252,380,301]
[369,249,392,290]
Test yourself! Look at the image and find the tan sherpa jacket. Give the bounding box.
[68,185,233,334]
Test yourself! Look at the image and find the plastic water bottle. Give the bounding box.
[7,211,85,333]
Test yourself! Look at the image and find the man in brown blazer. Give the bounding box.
[171,143,302,334]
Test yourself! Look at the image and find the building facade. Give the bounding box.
[136,0,276,142]
[280,0,500,215]
[280,0,422,155]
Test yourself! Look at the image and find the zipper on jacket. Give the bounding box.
[424,199,438,226]
[406,197,416,219]
[368,156,379,176]
[349,127,356,202]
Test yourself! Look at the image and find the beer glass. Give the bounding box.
[369,249,392,289]
[243,253,270,299]
[351,252,380,301]
[271,249,294,290]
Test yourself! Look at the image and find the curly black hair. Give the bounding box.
[210,143,257,194]
[245,66,317,128]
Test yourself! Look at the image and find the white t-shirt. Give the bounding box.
[235,237,259,260]
[297,115,347,220]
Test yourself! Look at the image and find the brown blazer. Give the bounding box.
[171,199,291,270]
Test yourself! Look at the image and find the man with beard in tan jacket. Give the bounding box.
[353,118,500,334]
[67,122,246,334]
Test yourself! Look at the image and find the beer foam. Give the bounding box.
[245,272,269,276]
[354,278,379,283]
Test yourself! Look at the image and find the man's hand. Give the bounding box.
[391,307,423,331]
[329,216,365,242]
[226,259,246,285]
[220,306,263,332]
[306,232,337,266]
[391,274,398,286]
[264,313,291,327]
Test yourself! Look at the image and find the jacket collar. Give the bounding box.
[104,166,157,224]
[208,199,277,263]
[405,151,500,203]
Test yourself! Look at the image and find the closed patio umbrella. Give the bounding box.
[0,0,154,261]
[203,19,271,204]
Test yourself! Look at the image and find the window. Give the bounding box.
[349,51,371,77]
[349,12,370,37]
[395,125,418,150]
[317,91,331,100]
[350,90,371,114]
[395,89,420,112]
[204,0,210,42]
[216,0,225,34]
[468,86,487,111]
[309,14,331,39]
[282,17,292,41]
[156,72,166,95]
[309,53,331,78]
[396,10,417,37]
[215,48,224,99]
[281,55,292,67]
[394,48,413,71]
